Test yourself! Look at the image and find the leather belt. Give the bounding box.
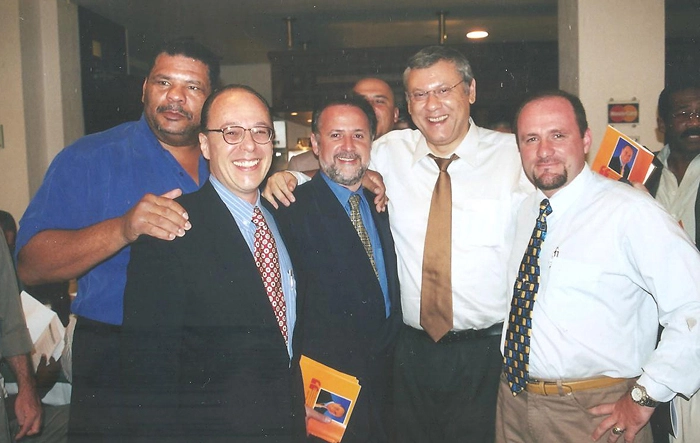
[526,376,628,395]
[405,323,503,344]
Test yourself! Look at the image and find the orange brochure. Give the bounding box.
[592,125,656,183]
[300,355,362,443]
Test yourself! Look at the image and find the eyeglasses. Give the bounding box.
[204,125,274,145]
[408,80,465,102]
[671,110,700,122]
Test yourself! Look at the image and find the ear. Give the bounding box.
[392,107,399,124]
[141,77,148,103]
[199,133,211,160]
[311,133,320,156]
[468,79,477,105]
[657,115,667,136]
[405,93,413,116]
[582,128,592,156]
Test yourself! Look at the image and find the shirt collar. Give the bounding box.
[542,164,593,219]
[209,174,261,219]
[320,172,366,208]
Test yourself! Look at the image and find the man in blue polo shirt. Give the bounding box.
[15,38,219,441]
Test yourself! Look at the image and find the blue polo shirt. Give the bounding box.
[320,172,391,317]
[17,115,208,325]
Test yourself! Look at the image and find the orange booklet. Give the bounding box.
[591,125,656,183]
[300,355,361,443]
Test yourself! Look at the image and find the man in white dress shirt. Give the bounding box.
[495,89,700,443]
[648,77,700,443]
[265,45,533,442]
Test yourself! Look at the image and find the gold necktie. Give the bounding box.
[420,154,458,342]
[349,194,378,278]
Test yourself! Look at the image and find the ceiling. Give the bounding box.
[70,0,700,66]
[70,0,557,65]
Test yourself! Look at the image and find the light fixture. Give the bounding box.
[467,30,489,39]
[290,112,298,116]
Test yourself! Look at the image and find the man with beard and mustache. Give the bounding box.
[287,77,399,172]
[495,90,700,443]
[274,95,402,442]
[15,38,219,441]
[644,77,700,443]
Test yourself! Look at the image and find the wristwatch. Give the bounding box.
[630,384,659,408]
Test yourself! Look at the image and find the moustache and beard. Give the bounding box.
[321,152,368,188]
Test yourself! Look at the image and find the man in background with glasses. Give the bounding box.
[645,75,700,443]
[121,85,304,442]
[264,45,533,442]
[15,38,219,441]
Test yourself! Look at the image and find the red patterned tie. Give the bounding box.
[252,206,288,344]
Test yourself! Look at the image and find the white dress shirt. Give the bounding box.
[655,144,700,240]
[370,122,533,330]
[653,145,700,442]
[508,165,700,402]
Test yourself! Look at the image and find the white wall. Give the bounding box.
[0,0,83,222]
[220,63,272,103]
[0,0,31,221]
[559,0,665,160]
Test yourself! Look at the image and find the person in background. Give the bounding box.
[15,38,219,441]
[646,75,700,443]
[0,236,41,442]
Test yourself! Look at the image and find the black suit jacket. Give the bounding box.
[274,174,402,443]
[121,181,305,442]
[608,155,631,179]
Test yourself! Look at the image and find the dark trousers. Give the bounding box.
[67,317,123,443]
[393,326,502,443]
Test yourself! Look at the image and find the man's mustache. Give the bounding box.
[680,127,700,139]
[156,104,193,120]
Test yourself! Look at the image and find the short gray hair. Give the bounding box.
[403,46,474,89]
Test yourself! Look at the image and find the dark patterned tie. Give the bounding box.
[348,194,379,279]
[504,198,552,395]
[252,206,288,345]
[420,154,459,342]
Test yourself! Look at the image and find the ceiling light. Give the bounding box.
[466,30,489,39]
[290,112,298,116]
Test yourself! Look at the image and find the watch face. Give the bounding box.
[631,387,643,401]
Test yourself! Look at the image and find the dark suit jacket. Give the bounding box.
[608,155,631,179]
[121,181,305,442]
[274,174,402,443]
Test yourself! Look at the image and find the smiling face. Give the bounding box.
[199,89,273,204]
[313,104,373,191]
[142,53,211,148]
[660,87,700,161]
[517,96,591,197]
[352,78,398,138]
[406,60,475,156]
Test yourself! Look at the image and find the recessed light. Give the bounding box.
[467,30,489,39]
